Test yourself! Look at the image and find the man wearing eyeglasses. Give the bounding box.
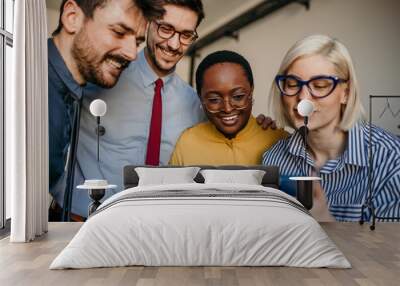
[71,0,205,218]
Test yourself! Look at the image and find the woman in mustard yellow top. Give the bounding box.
[169,50,287,166]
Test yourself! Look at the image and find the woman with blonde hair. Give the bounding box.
[263,34,400,222]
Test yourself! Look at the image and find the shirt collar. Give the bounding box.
[287,130,305,158]
[286,121,368,168]
[138,49,175,87]
[48,38,84,100]
[235,115,258,140]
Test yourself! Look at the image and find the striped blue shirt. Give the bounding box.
[262,121,400,222]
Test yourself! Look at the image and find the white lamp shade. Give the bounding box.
[297,99,314,117]
[89,99,107,117]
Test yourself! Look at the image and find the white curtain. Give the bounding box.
[7,0,48,242]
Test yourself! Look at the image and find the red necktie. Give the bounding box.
[145,78,163,165]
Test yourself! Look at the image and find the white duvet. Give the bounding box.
[50,183,351,269]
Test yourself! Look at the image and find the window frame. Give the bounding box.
[1,0,14,230]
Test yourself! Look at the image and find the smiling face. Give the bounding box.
[145,4,198,77]
[71,0,147,88]
[282,55,349,131]
[200,63,253,139]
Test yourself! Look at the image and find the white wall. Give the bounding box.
[46,0,61,36]
[47,6,60,36]
[180,0,400,130]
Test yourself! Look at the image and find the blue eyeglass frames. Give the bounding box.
[275,75,348,98]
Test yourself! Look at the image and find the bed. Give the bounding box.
[50,165,350,269]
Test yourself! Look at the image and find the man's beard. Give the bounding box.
[146,37,181,75]
[71,28,128,88]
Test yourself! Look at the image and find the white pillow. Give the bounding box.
[135,167,200,186]
[200,169,266,185]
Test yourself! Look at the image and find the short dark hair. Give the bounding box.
[160,0,204,27]
[52,0,166,36]
[195,50,254,96]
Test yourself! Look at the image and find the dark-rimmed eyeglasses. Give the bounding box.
[201,93,252,113]
[275,75,348,98]
[153,20,198,45]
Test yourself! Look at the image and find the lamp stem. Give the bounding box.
[304,116,308,177]
[97,116,100,162]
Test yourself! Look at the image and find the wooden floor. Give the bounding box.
[0,222,399,286]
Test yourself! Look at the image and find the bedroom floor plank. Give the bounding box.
[117,267,143,286]
[204,267,221,279]
[0,222,399,286]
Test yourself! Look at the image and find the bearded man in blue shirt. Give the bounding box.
[73,0,205,219]
[48,0,164,221]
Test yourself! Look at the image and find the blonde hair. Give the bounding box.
[269,34,364,130]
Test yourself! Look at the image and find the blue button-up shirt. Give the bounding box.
[263,121,400,221]
[71,50,204,216]
[48,38,84,204]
